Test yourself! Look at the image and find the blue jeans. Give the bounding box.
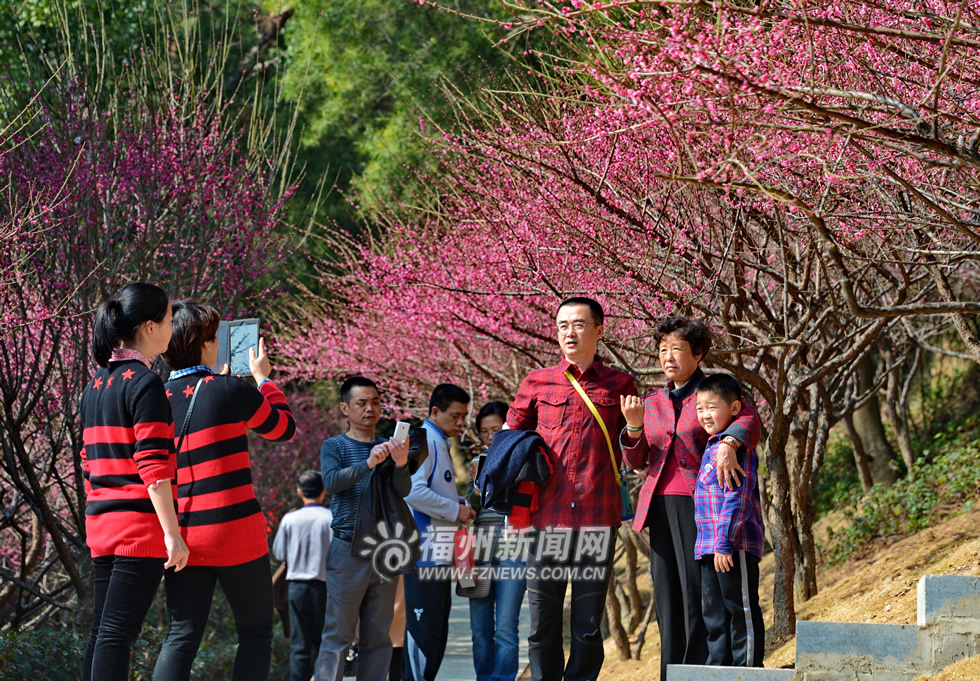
[469,560,526,681]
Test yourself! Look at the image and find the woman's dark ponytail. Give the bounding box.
[91,283,170,367]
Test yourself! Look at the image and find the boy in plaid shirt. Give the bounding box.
[693,374,765,667]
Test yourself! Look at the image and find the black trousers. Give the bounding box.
[388,647,403,681]
[526,528,615,681]
[288,580,327,681]
[154,555,274,681]
[701,551,765,667]
[649,495,707,681]
[401,571,451,681]
[83,555,165,681]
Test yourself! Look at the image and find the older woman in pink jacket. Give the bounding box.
[620,317,762,681]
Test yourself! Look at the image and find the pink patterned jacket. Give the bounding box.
[620,369,762,532]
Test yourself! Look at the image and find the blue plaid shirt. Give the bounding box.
[694,433,765,560]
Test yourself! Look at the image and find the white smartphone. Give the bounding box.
[393,421,410,444]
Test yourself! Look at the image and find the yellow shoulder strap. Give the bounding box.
[563,370,622,487]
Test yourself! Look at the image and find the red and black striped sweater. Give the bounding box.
[80,360,177,559]
[165,371,296,567]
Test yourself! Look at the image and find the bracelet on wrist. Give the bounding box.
[626,424,644,432]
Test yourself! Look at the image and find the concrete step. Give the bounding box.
[667,665,795,681]
[663,576,980,681]
[916,574,980,673]
[917,574,980,625]
[795,621,927,680]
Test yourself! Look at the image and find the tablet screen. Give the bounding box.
[228,319,259,376]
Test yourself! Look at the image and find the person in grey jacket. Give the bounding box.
[402,383,474,681]
[314,376,410,681]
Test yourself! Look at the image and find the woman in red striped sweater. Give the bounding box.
[155,301,296,681]
[80,282,190,681]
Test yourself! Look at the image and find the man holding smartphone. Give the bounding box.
[314,376,410,681]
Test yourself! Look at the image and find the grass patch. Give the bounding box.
[823,414,980,565]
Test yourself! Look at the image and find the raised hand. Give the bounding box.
[389,437,409,468]
[366,441,390,469]
[248,337,272,383]
[620,394,645,432]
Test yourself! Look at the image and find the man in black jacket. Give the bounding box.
[314,376,412,681]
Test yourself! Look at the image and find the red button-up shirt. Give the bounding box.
[507,357,637,529]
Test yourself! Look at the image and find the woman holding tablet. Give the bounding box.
[154,301,296,681]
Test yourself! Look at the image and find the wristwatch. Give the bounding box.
[720,436,741,450]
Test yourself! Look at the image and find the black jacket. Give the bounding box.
[351,428,428,576]
[477,429,551,515]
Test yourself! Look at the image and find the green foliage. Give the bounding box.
[270,0,520,230]
[0,627,85,681]
[0,1,153,92]
[823,414,980,565]
[186,626,290,681]
[811,433,864,517]
[813,361,978,522]
[1,1,288,153]
[129,622,169,680]
[911,364,980,462]
[0,608,289,680]
[0,622,164,680]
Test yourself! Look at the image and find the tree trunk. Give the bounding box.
[852,355,897,486]
[605,570,632,660]
[632,559,657,660]
[793,415,819,602]
[880,344,918,472]
[843,414,873,494]
[764,418,797,638]
[622,528,644,634]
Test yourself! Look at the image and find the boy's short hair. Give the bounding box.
[429,383,470,413]
[340,375,378,404]
[556,296,605,325]
[696,373,742,405]
[298,469,324,499]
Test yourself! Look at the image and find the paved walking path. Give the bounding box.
[436,590,531,680]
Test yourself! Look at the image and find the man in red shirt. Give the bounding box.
[507,297,637,681]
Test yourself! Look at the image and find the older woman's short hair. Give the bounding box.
[163,301,221,370]
[653,316,713,359]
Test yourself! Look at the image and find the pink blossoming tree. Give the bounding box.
[0,3,304,628]
[282,0,980,640]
